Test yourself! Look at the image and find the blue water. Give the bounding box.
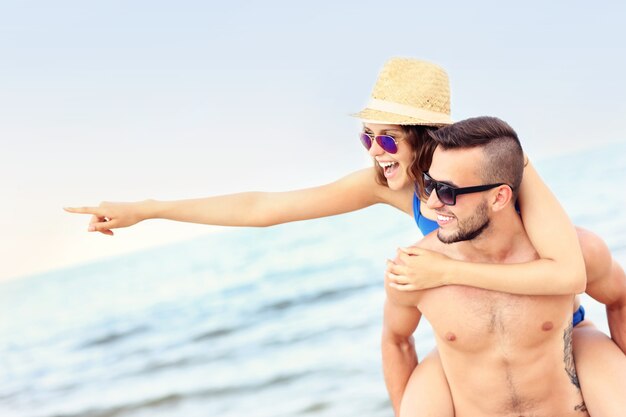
[1,142,625,417]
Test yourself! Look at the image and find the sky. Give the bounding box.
[1,0,625,281]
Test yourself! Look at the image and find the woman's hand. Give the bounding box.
[385,246,453,291]
[64,200,150,236]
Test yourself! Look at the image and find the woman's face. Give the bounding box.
[362,123,413,190]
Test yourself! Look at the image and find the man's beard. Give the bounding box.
[437,200,490,244]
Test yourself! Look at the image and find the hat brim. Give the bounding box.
[351,108,452,127]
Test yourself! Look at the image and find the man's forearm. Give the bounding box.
[601,259,626,354]
[382,335,418,416]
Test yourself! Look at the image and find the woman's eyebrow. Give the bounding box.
[362,128,402,135]
[381,129,402,135]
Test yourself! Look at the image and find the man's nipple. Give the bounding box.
[445,331,456,342]
[541,321,554,331]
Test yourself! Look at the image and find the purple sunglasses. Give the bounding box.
[359,132,406,154]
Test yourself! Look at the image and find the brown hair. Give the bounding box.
[374,125,439,198]
[427,116,524,198]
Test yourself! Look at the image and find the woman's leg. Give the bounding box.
[572,228,626,415]
[399,348,455,417]
[573,321,626,417]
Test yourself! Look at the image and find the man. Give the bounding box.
[382,116,626,417]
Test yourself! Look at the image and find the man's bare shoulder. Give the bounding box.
[384,234,442,308]
[417,230,447,253]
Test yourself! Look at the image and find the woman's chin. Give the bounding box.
[386,176,409,191]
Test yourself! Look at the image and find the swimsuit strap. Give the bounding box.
[413,193,438,236]
[573,305,586,327]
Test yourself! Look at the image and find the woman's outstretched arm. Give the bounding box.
[65,168,400,235]
[387,159,587,295]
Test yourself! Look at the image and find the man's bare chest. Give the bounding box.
[416,285,573,351]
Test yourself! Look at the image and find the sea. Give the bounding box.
[1,142,625,417]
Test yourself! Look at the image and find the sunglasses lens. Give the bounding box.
[423,176,435,196]
[359,133,373,150]
[437,185,455,205]
[376,135,398,154]
[423,173,454,205]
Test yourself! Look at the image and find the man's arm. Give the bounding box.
[605,259,626,353]
[382,284,423,416]
[579,228,626,353]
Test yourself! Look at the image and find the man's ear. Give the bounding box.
[491,185,514,212]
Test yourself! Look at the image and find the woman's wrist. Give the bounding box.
[440,258,458,286]
[138,199,159,221]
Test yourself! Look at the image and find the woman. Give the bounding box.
[65,58,625,415]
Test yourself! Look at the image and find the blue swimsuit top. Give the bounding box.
[412,193,438,235]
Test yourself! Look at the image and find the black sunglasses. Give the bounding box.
[423,172,508,206]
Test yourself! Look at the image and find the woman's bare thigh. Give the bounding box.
[399,348,455,417]
[573,321,626,417]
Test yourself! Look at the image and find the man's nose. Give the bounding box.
[426,189,444,209]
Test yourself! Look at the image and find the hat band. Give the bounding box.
[367,98,451,124]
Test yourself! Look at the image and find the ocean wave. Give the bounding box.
[44,393,185,417]
[190,325,242,342]
[254,281,376,315]
[41,370,322,417]
[77,326,149,350]
[299,401,331,414]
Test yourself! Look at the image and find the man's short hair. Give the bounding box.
[428,116,524,197]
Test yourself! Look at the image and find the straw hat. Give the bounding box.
[352,58,452,126]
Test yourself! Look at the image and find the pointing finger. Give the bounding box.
[64,206,103,216]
